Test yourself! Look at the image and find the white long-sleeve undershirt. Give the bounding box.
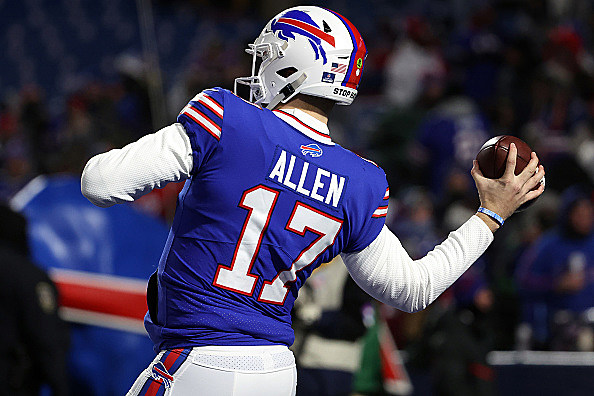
[341,217,493,313]
[81,114,494,313]
[81,122,193,207]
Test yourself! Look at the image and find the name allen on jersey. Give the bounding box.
[267,147,347,209]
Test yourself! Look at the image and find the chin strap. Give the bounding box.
[266,73,307,109]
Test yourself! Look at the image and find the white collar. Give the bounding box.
[272,108,334,145]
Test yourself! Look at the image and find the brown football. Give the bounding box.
[476,135,542,212]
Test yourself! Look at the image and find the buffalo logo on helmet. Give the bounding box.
[271,9,336,64]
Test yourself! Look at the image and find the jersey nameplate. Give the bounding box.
[267,146,347,209]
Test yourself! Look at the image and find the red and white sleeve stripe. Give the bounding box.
[179,90,225,141]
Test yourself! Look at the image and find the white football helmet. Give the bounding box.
[234,6,367,108]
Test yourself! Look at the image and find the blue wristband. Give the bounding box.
[477,207,505,226]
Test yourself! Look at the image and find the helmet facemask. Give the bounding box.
[234,38,287,104]
[235,33,308,109]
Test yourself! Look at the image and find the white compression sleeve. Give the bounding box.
[341,215,494,313]
[81,123,193,207]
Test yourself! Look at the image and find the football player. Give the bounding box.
[81,6,545,396]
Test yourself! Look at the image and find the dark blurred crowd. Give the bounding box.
[362,0,594,354]
[1,0,594,394]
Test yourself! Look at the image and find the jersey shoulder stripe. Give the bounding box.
[180,104,222,140]
[372,205,388,218]
[178,88,225,141]
[373,188,389,218]
[193,91,223,119]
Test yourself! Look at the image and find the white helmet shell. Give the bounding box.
[235,6,367,108]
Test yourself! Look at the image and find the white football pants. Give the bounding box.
[126,345,297,396]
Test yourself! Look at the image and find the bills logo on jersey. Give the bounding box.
[271,9,335,64]
[151,362,174,388]
[300,143,323,157]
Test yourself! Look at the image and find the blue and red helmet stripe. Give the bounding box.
[326,9,367,89]
[276,17,336,47]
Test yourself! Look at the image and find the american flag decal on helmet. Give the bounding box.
[331,63,348,74]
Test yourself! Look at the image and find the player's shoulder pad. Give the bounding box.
[177,87,227,141]
[347,150,386,178]
[353,152,380,168]
[347,150,389,217]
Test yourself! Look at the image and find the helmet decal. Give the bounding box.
[326,9,366,89]
[271,9,336,64]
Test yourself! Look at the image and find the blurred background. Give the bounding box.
[1,0,593,395]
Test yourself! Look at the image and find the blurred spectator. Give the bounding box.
[390,193,496,395]
[388,187,442,260]
[383,16,446,109]
[0,204,70,395]
[292,257,372,396]
[18,85,52,174]
[516,185,594,350]
[414,89,491,201]
[405,256,496,396]
[485,193,560,349]
[369,62,447,191]
[113,53,154,138]
[449,4,504,110]
[520,25,594,192]
[423,260,497,396]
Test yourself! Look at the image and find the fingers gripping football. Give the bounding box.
[471,143,545,220]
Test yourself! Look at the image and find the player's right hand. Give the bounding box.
[471,143,545,222]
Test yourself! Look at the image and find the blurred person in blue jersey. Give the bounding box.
[0,204,70,396]
[81,6,545,396]
[516,185,594,350]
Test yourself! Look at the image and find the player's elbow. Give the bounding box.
[81,156,114,208]
[389,277,434,313]
[390,298,428,314]
[401,300,430,314]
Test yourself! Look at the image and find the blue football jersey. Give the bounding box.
[145,88,389,350]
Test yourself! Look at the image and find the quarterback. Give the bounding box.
[81,6,545,396]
